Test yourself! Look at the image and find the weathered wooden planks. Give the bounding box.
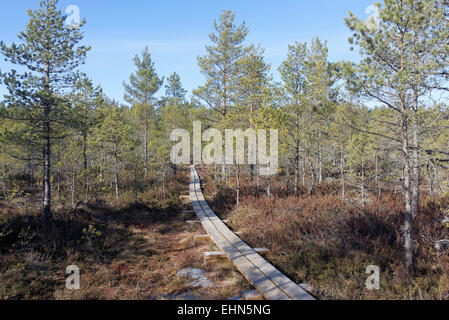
[189,165,315,301]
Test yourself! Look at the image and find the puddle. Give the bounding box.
[176,268,214,288]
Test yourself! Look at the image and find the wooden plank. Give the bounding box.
[189,166,315,301]
[228,296,243,301]
[300,283,313,292]
[242,290,264,301]
[190,173,289,300]
[190,168,286,299]
[204,251,229,264]
[254,248,269,256]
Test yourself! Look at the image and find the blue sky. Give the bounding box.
[0,0,376,104]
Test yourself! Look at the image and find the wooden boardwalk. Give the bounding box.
[189,166,315,301]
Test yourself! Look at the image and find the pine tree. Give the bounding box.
[253,86,287,197]
[329,102,354,200]
[194,10,251,119]
[0,0,90,220]
[279,42,308,194]
[123,46,163,176]
[304,38,336,185]
[343,0,449,269]
[235,46,271,180]
[159,72,189,176]
[69,75,103,202]
[93,101,136,199]
[165,72,187,101]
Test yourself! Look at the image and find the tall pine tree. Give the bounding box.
[123,46,163,176]
[0,0,90,219]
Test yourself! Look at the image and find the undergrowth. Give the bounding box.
[198,166,449,300]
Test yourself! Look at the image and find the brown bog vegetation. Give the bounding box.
[0,170,248,299]
[198,167,449,300]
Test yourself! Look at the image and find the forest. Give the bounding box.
[1,0,449,300]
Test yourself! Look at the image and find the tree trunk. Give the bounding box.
[43,64,52,220]
[220,66,228,180]
[427,161,433,196]
[256,163,260,189]
[294,110,300,194]
[308,159,315,195]
[375,153,381,198]
[402,112,413,270]
[162,169,166,199]
[222,164,226,179]
[302,157,306,187]
[28,158,34,189]
[133,169,138,203]
[318,130,323,184]
[143,105,148,176]
[411,34,421,219]
[411,108,420,217]
[361,155,365,203]
[236,165,240,206]
[266,175,272,197]
[402,169,406,197]
[43,119,52,220]
[222,68,228,117]
[434,166,440,197]
[57,170,61,203]
[71,169,75,208]
[340,145,345,201]
[83,94,88,203]
[2,181,8,204]
[294,139,300,195]
[214,163,218,184]
[114,145,120,199]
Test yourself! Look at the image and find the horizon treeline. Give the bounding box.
[1,0,449,269]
